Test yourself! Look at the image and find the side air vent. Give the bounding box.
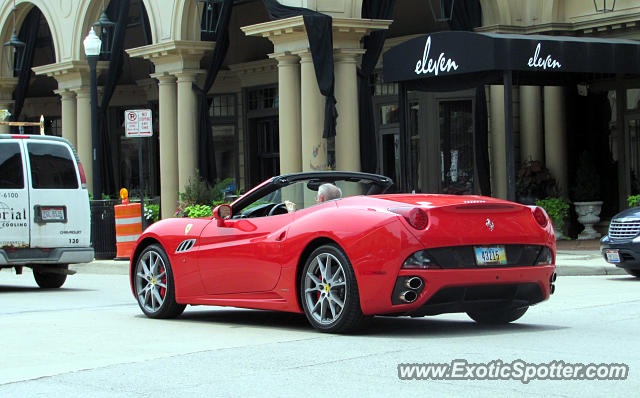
[175,239,196,253]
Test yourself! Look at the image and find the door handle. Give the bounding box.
[275,231,286,241]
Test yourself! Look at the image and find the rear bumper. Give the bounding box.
[0,247,94,266]
[360,265,556,316]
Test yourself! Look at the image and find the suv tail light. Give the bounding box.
[532,206,548,228]
[389,207,428,229]
[77,161,87,189]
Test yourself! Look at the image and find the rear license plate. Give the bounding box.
[605,250,621,263]
[475,246,507,266]
[41,207,65,221]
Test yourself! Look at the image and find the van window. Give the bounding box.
[0,142,24,189]
[27,142,79,189]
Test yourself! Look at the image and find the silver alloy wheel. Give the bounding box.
[135,249,168,313]
[303,252,347,325]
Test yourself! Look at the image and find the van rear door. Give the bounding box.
[26,140,90,249]
[0,140,30,247]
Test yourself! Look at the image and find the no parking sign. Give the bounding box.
[125,109,153,137]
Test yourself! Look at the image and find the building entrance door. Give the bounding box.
[249,117,279,186]
[438,99,475,195]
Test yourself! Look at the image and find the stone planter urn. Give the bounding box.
[552,222,566,240]
[574,201,603,240]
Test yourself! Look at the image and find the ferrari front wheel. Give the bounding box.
[134,244,186,319]
[301,244,368,333]
[466,306,528,324]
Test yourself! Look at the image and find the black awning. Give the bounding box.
[383,31,640,201]
[383,31,640,89]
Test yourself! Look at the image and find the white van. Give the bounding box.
[0,134,93,288]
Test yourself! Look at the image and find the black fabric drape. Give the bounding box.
[445,0,489,196]
[10,8,41,123]
[444,0,481,31]
[358,0,396,173]
[193,0,234,185]
[97,0,131,195]
[263,0,338,138]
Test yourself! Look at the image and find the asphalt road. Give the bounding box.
[1,269,639,397]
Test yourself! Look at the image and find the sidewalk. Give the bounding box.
[70,239,627,277]
[555,239,626,276]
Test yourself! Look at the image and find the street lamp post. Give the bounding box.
[83,28,102,198]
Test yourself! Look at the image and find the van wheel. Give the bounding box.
[33,265,68,288]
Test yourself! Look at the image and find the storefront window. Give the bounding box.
[380,104,399,125]
[627,89,640,110]
[210,94,238,188]
[210,94,235,117]
[439,100,474,195]
[374,72,398,96]
[247,87,278,111]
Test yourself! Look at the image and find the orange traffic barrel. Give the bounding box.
[114,191,142,260]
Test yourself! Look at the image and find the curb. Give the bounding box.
[555,265,627,277]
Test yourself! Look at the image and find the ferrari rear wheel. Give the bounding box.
[301,244,368,333]
[466,306,528,324]
[134,244,186,319]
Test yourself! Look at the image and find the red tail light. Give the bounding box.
[533,206,548,228]
[77,161,87,188]
[389,207,428,229]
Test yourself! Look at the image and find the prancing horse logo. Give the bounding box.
[485,218,495,232]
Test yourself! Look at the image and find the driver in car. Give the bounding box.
[284,183,342,212]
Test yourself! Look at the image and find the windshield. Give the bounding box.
[235,174,390,219]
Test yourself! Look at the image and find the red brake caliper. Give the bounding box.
[159,265,166,298]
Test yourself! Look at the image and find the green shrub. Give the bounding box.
[628,194,640,208]
[536,197,570,231]
[183,204,213,218]
[144,203,160,223]
[177,170,235,217]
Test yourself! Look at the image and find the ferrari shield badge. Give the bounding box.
[185,223,193,234]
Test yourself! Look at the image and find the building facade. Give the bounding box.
[1,0,639,234]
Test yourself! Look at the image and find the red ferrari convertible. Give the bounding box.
[130,172,556,332]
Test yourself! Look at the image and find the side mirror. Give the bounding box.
[213,204,232,225]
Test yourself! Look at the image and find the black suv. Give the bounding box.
[601,207,640,277]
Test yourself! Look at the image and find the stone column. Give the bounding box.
[298,50,327,172]
[271,52,302,174]
[544,86,568,197]
[490,85,507,199]
[334,49,364,172]
[154,73,179,219]
[0,100,12,134]
[519,86,543,163]
[57,90,77,148]
[0,78,17,134]
[75,87,93,194]
[174,71,199,192]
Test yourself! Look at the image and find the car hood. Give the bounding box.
[612,207,640,221]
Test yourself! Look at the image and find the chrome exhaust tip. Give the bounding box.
[550,284,556,295]
[405,276,423,290]
[399,290,418,303]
